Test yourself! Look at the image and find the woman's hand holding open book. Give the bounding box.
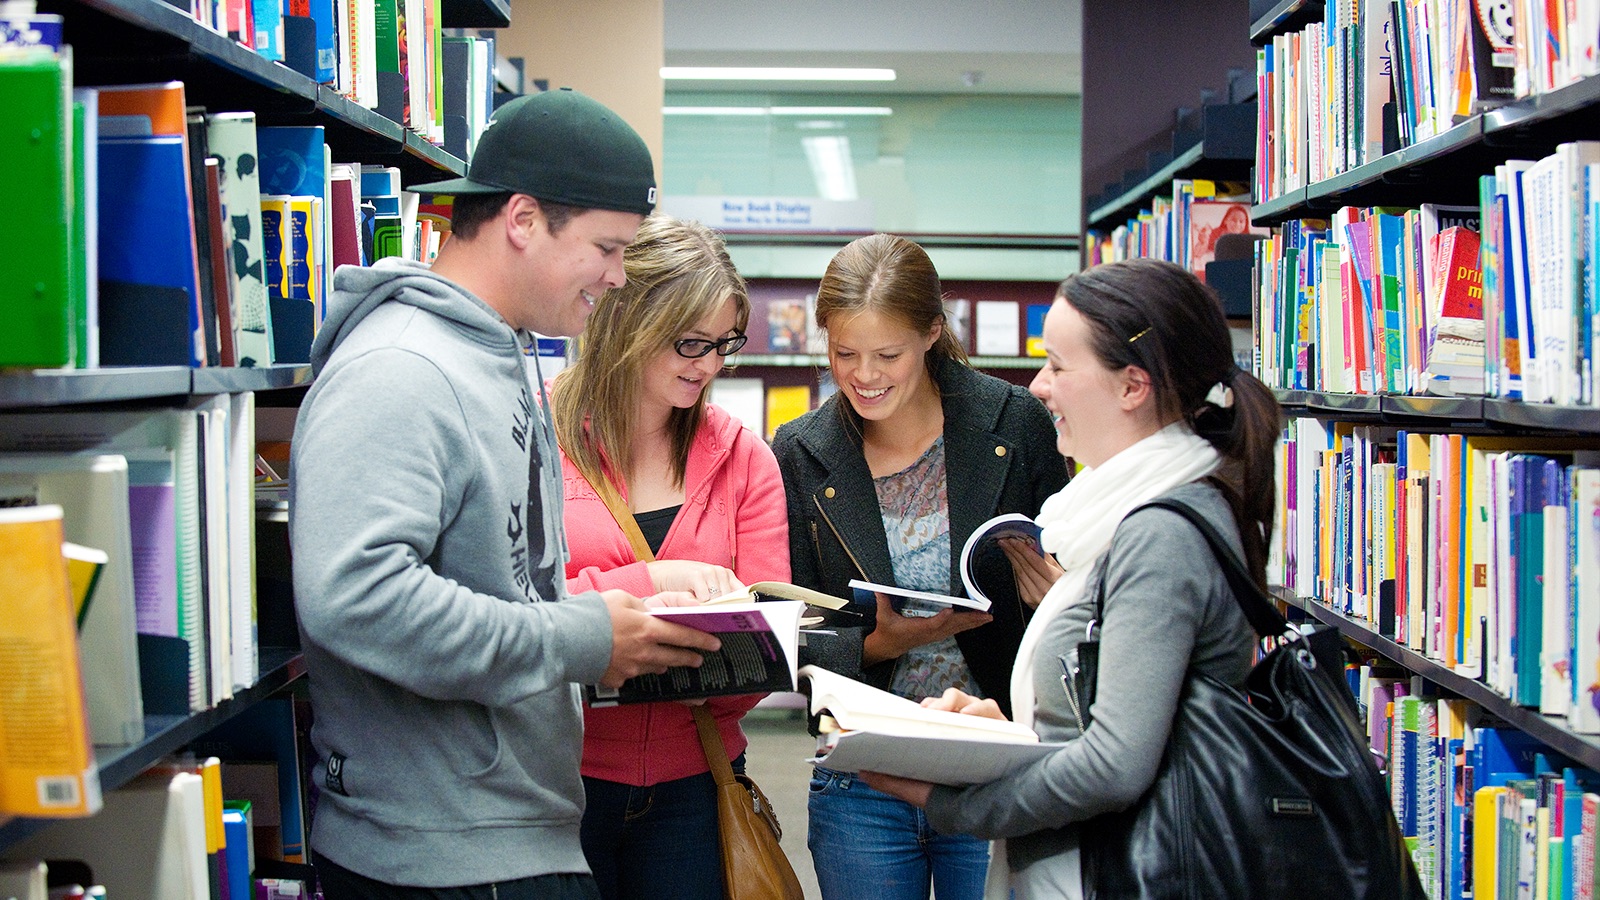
[1000,538,1064,608]
[861,594,993,666]
[919,687,1007,721]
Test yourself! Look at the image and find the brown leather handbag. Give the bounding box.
[588,474,804,900]
[692,706,805,900]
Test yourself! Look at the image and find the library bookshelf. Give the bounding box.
[0,0,486,879]
[1251,2,1600,893]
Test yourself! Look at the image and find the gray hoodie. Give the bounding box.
[289,258,613,886]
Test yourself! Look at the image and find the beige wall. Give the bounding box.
[500,0,665,184]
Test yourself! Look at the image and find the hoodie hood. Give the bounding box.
[315,258,519,374]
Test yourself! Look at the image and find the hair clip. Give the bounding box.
[1127,327,1151,344]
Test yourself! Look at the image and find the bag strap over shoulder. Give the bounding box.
[692,705,737,787]
[591,474,657,564]
[590,472,740,784]
[1110,496,1290,639]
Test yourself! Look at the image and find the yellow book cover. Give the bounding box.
[764,385,812,441]
[1472,785,1506,894]
[62,540,109,630]
[0,505,102,818]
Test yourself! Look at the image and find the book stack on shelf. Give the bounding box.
[1249,2,1600,895]
[0,0,507,887]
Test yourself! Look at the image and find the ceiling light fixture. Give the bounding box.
[660,66,896,82]
[663,106,893,117]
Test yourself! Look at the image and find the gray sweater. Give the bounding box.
[290,259,613,886]
[922,480,1256,876]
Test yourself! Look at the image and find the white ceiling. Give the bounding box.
[662,0,1083,96]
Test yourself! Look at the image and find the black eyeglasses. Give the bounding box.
[674,333,749,359]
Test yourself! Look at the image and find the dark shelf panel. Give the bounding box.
[0,649,306,851]
[1483,398,1600,434]
[1086,103,1257,231]
[440,0,509,29]
[1249,187,1309,226]
[1274,389,1600,434]
[191,364,314,394]
[1249,0,1325,45]
[1280,594,1600,771]
[0,367,192,408]
[1306,391,1383,416]
[41,0,467,182]
[0,365,313,407]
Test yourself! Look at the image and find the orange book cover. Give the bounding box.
[0,505,102,818]
[96,81,188,137]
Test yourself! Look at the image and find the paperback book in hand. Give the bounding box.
[959,513,1045,607]
[800,665,1064,786]
[586,600,808,707]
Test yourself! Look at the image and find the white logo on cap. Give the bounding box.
[648,187,657,204]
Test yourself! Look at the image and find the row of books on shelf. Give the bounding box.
[757,293,1052,359]
[1254,138,1600,403]
[0,397,272,780]
[1353,668,1600,900]
[1271,419,1600,729]
[3,0,502,153]
[0,698,322,899]
[1254,2,1599,202]
[0,52,450,371]
[1081,178,1268,280]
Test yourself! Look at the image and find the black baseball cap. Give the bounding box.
[410,88,657,216]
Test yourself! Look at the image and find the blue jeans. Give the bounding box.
[579,755,744,900]
[808,766,989,900]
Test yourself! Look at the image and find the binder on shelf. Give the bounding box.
[0,51,72,370]
[205,111,274,367]
[0,454,145,747]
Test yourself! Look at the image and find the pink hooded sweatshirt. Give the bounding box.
[562,401,792,785]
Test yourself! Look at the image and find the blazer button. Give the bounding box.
[995,446,1007,457]
[824,487,836,498]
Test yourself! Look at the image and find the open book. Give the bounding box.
[586,600,809,707]
[800,665,1065,786]
[959,513,1045,608]
[708,579,866,629]
[847,578,991,613]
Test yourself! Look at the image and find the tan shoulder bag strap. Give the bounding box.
[587,472,740,777]
[590,473,656,564]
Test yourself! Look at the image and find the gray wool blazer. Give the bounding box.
[772,359,1069,717]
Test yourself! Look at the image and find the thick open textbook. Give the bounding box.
[800,665,1065,786]
[586,600,809,707]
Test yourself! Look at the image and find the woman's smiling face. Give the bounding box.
[826,309,939,426]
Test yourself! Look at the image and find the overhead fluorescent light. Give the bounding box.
[802,135,857,201]
[663,106,893,117]
[661,66,896,82]
[770,107,893,116]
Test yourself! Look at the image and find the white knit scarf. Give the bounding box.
[985,421,1219,899]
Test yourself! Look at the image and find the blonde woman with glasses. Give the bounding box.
[549,214,790,900]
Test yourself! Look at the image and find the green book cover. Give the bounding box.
[0,52,72,368]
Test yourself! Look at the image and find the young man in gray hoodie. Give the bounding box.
[289,88,722,899]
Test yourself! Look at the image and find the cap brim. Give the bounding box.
[405,176,508,197]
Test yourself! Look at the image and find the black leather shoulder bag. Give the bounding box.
[1077,497,1427,900]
